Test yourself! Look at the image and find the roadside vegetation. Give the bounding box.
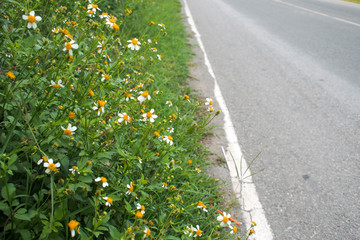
[0,0,256,239]
[344,0,360,3]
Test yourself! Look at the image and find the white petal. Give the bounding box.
[27,22,32,28]
[35,16,42,21]
[32,23,37,29]
[45,169,51,174]
[69,49,73,56]
[43,162,49,167]
[55,163,61,168]
[37,159,43,165]
[48,159,54,164]
[30,11,35,16]
[95,177,101,182]
[22,15,28,20]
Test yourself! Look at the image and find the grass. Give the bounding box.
[344,0,360,3]
[0,0,256,239]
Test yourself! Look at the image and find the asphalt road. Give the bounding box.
[184,0,360,239]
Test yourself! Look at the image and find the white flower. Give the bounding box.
[217,211,232,227]
[99,12,110,19]
[22,11,42,29]
[165,100,172,107]
[137,91,151,103]
[151,47,157,52]
[205,98,213,106]
[162,182,167,189]
[197,201,208,212]
[69,166,80,174]
[184,225,194,237]
[157,54,162,61]
[136,203,146,214]
[230,225,238,234]
[87,3,101,13]
[97,41,105,53]
[50,79,64,88]
[105,18,119,30]
[95,176,109,188]
[101,73,111,82]
[92,100,106,116]
[125,93,134,101]
[158,23,165,29]
[142,109,158,123]
[61,123,77,135]
[192,225,202,238]
[127,38,141,50]
[167,127,174,133]
[63,40,79,56]
[117,112,131,124]
[126,182,134,195]
[163,136,173,146]
[143,227,151,238]
[43,158,60,174]
[103,196,113,206]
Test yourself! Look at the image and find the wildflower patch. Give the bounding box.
[0,0,256,239]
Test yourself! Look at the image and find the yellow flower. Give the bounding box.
[68,220,80,237]
[135,211,143,219]
[188,160,192,164]
[7,71,15,79]
[69,111,76,119]
[61,124,77,135]
[89,89,95,97]
[154,131,160,137]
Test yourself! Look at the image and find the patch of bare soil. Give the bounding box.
[181,7,247,237]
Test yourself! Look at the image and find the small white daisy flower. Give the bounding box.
[22,11,42,29]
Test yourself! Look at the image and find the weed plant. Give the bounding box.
[0,0,255,239]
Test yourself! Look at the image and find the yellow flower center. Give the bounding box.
[100,177,107,182]
[135,211,143,218]
[106,197,113,204]
[209,100,213,105]
[66,42,72,50]
[98,100,106,107]
[48,163,56,171]
[127,93,132,98]
[113,24,119,30]
[146,112,152,118]
[28,15,36,23]
[129,185,133,192]
[64,129,72,135]
[154,131,160,137]
[42,156,48,162]
[7,71,15,79]
[222,216,229,223]
[89,89,94,96]
[104,74,111,80]
[233,226,238,233]
[140,205,145,211]
[188,160,192,164]
[92,4,98,8]
[146,228,151,237]
[88,10,94,14]
[168,136,173,141]
[141,91,148,97]
[109,18,116,23]
[68,220,80,231]
[132,39,138,45]
[196,229,202,236]
[69,111,75,119]
[123,114,129,121]
[53,84,61,89]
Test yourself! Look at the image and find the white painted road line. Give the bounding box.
[182,0,274,239]
[275,0,360,28]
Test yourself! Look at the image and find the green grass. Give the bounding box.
[344,0,360,3]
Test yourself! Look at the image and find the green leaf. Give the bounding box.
[0,201,8,211]
[1,183,16,201]
[18,229,31,239]
[108,225,122,239]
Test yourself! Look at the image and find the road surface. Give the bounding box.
[184,0,360,239]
